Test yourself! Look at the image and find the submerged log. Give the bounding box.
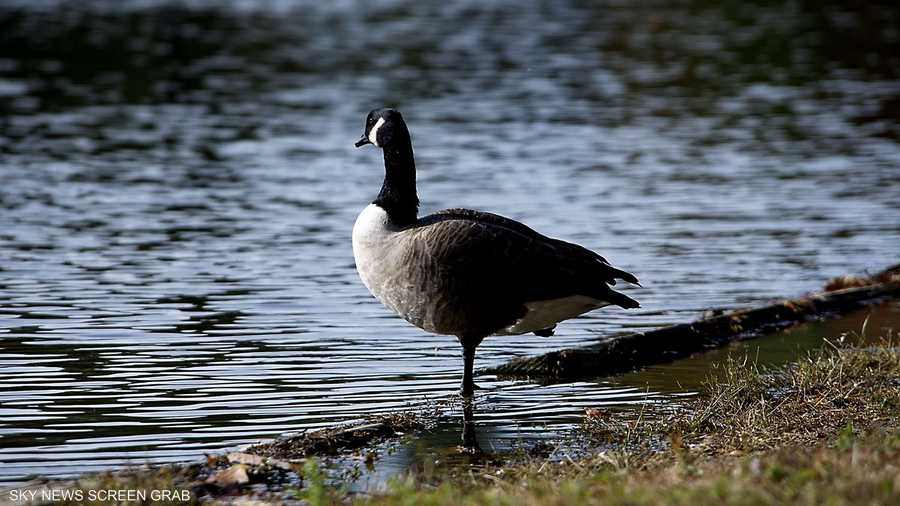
[484,265,900,380]
[248,423,394,459]
[248,413,422,459]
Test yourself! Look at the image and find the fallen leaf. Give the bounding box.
[585,408,607,419]
[227,452,264,466]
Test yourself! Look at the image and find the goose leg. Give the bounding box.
[461,396,481,452]
[460,341,478,397]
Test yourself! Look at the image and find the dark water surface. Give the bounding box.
[1,0,899,485]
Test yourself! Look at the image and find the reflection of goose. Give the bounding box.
[352,108,640,397]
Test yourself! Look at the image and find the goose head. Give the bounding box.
[354,108,409,149]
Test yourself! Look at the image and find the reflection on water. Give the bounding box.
[1,0,899,485]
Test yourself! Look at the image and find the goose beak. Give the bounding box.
[354,135,370,148]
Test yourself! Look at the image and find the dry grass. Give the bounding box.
[359,435,900,506]
[584,338,900,454]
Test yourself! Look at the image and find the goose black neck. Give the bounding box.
[374,134,419,227]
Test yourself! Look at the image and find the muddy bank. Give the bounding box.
[248,413,424,460]
[3,414,424,505]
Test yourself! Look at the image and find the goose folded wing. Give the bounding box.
[407,215,636,308]
[426,208,639,286]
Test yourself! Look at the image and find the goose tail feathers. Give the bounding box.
[609,266,639,286]
[605,288,641,309]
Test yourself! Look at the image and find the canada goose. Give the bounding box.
[352,108,640,396]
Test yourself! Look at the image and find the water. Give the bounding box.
[1,0,899,485]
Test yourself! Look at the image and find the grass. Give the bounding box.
[353,337,900,506]
[361,434,900,506]
[586,338,900,453]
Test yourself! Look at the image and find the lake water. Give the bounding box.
[1,0,899,485]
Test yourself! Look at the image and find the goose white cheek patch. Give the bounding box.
[368,117,385,147]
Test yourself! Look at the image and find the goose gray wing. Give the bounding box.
[401,210,639,336]
[425,208,639,286]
